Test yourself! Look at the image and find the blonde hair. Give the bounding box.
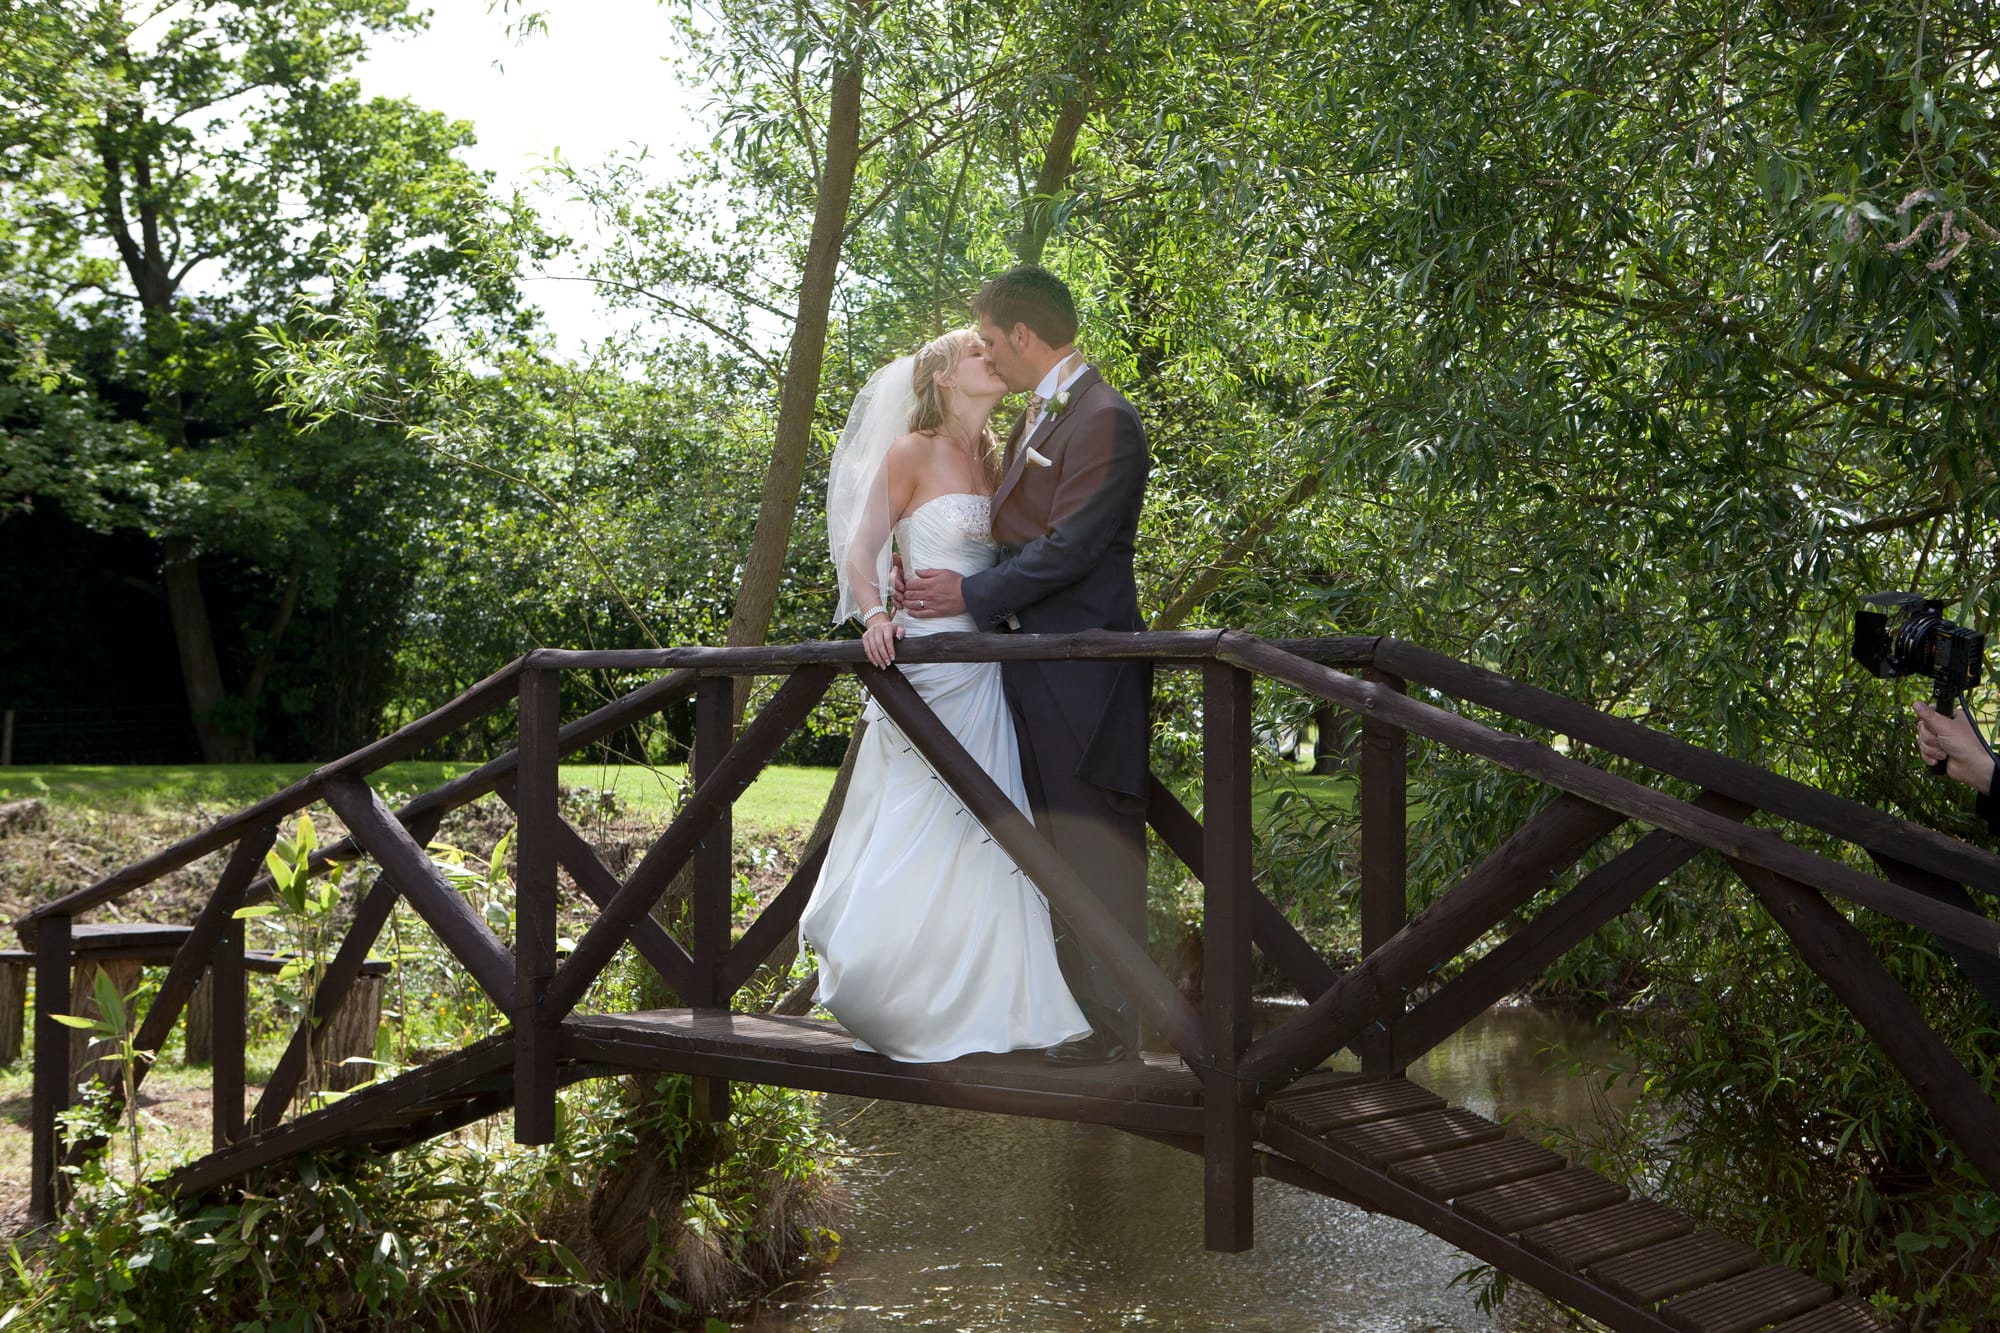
[909,329,1002,484]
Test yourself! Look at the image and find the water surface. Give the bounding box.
[742,1006,1631,1332]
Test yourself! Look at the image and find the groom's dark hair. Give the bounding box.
[974,265,1078,347]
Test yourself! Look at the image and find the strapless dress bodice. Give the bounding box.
[894,493,994,635]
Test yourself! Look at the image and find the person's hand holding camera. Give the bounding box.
[1915,701,1996,795]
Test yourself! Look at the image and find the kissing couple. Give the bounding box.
[798,264,1152,1067]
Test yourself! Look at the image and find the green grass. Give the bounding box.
[0,763,1378,841]
[0,762,836,838]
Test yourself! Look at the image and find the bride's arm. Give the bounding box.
[846,437,920,663]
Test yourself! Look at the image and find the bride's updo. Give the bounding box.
[909,329,1001,482]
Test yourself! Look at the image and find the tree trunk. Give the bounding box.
[1019,95,1090,265]
[314,974,385,1091]
[162,537,251,762]
[722,54,868,709]
[71,958,144,1092]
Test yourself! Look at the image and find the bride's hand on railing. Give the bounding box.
[862,608,903,667]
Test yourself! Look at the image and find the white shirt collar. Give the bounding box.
[1032,351,1088,402]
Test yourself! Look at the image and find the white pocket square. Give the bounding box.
[1024,446,1053,468]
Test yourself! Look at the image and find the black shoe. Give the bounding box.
[1043,1030,1134,1065]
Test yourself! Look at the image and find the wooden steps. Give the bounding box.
[1262,1077,1895,1333]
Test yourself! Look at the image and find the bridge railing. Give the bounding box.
[16,630,2000,1253]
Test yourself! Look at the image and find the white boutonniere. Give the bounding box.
[1046,388,1072,418]
[1024,445,1053,468]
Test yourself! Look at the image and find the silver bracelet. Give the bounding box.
[860,605,891,626]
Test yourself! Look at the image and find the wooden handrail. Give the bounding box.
[523,631,1379,673]
[17,667,701,931]
[1222,635,2000,956]
[1374,638,2000,896]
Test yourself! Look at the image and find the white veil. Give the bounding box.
[827,354,918,624]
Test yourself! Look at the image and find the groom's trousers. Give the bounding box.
[1006,668,1149,1050]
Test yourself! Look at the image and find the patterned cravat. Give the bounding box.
[1022,393,1046,435]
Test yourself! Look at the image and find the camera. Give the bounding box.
[1853,590,1987,721]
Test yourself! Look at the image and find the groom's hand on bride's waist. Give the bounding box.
[903,568,966,618]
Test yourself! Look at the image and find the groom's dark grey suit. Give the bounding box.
[960,367,1150,1047]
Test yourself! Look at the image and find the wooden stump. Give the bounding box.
[184,972,214,1065]
[70,958,143,1091]
[0,959,25,1065]
[315,974,385,1092]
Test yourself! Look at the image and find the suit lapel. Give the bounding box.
[991,367,1103,522]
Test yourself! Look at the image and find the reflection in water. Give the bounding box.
[741,1007,1631,1332]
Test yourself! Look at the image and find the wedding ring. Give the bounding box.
[919,599,927,609]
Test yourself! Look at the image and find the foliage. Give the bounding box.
[1,1007,839,1332]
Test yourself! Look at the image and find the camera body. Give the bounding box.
[1853,591,1987,712]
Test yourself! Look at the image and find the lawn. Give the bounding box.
[0,762,837,838]
[0,762,1365,838]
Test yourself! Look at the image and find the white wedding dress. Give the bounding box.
[799,492,1091,1062]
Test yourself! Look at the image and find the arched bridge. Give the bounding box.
[20,631,2000,1332]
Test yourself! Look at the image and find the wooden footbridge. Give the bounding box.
[19,631,2000,1332]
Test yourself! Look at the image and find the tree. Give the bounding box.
[0,0,542,758]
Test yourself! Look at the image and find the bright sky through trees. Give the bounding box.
[356,0,702,354]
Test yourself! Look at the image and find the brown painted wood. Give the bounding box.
[210,906,246,1148]
[1373,637,2000,898]
[691,674,735,1124]
[1224,636,2000,957]
[513,668,561,1146]
[1589,1231,1763,1306]
[1764,1299,1898,1333]
[719,831,830,999]
[1660,1265,1834,1333]
[130,824,278,1105]
[0,959,24,1065]
[252,875,403,1133]
[525,632,1381,673]
[29,913,70,1224]
[1388,1136,1565,1200]
[859,663,1207,1062]
[1243,793,1627,1083]
[168,1037,516,1200]
[1340,1107,1506,1166]
[323,775,515,1012]
[1734,860,2000,1193]
[21,667,699,933]
[1257,1116,1680,1333]
[1146,776,1339,1000]
[1868,852,2000,1016]
[1266,1075,1445,1131]
[691,676,733,1005]
[1518,1199,1694,1269]
[1455,1166,1629,1233]
[1359,668,1407,1073]
[1201,662,1255,1252]
[1394,793,1756,1066]
[493,774,700,997]
[545,667,837,1020]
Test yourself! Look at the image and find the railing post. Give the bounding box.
[1201,662,1255,1252]
[691,674,733,1120]
[211,905,246,1147]
[30,914,71,1224]
[1360,669,1407,1074]
[515,667,561,1145]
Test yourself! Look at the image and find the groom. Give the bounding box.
[904,265,1151,1064]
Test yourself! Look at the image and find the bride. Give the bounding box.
[798,330,1091,1063]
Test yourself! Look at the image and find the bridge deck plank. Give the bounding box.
[1456,1166,1630,1233]
[1520,1199,1693,1269]
[1265,1075,1443,1130]
[1588,1230,1763,1306]
[1765,1299,1900,1333]
[1661,1265,1835,1333]
[1339,1107,1506,1166]
[1389,1136,1565,1199]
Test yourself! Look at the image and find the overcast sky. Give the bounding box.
[355,0,708,354]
